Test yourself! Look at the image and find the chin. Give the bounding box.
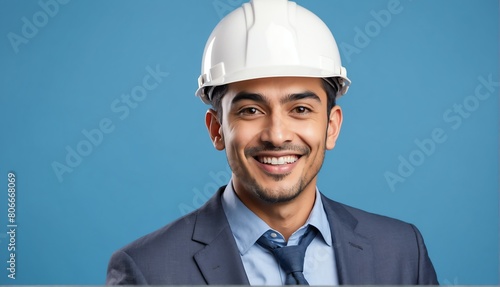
[252,180,304,204]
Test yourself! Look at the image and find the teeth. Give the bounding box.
[258,156,298,165]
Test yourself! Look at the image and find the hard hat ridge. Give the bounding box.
[196,0,351,104]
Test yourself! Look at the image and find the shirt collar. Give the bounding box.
[221,180,333,255]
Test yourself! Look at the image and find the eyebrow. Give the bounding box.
[230,91,321,107]
[280,92,321,105]
[231,92,267,106]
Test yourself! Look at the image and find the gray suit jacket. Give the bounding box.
[106,187,438,285]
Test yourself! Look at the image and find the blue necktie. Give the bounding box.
[257,227,318,285]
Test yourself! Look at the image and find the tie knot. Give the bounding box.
[257,227,318,285]
[272,245,305,272]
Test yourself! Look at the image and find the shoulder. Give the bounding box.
[108,206,205,282]
[321,195,422,241]
[320,195,438,284]
[117,186,228,257]
[321,195,438,284]
[106,211,203,284]
[119,210,201,257]
[107,187,229,284]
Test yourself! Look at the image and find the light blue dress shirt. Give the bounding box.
[221,182,339,285]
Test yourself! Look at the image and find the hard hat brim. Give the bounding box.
[196,65,350,104]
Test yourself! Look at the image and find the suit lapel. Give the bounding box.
[192,187,249,285]
[321,195,375,285]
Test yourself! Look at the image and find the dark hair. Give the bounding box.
[207,78,338,123]
[208,84,228,123]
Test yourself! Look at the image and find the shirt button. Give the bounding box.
[270,232,278,238]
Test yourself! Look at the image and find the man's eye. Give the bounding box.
[293,106,310,114]
[239,107,260,115]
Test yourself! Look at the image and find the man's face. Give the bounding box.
[206,77,342,205]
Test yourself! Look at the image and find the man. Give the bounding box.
[106,0,439,285]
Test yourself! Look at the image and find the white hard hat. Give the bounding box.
[196,0,351,104]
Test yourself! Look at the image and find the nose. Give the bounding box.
[260,112,293,147]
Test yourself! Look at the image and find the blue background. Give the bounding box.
[0,0,498,284]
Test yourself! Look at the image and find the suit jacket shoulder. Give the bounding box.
[321,195,439,285]
[106,187,248,285]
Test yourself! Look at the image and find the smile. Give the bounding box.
[256,155,299,165]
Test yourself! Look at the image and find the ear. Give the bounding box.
[205,109,225,151]
[326,105,343,150]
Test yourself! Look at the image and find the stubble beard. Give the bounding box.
[230,147,326,204]
[251,174,309,204]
